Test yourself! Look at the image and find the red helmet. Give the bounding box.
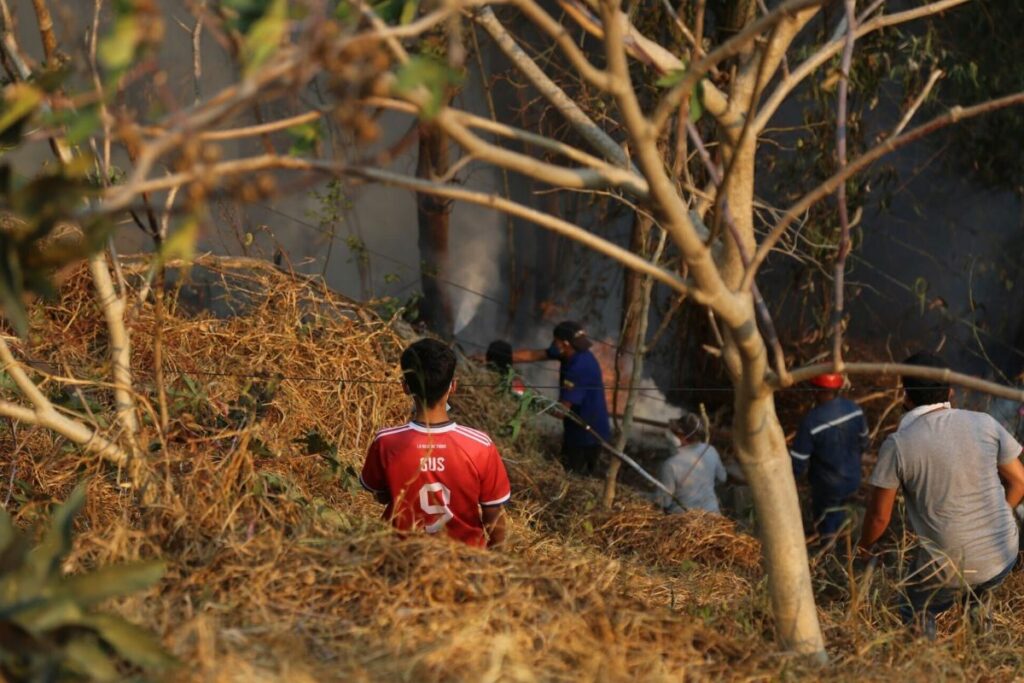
[810,373,844,389]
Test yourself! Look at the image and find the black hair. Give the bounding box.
[485,340,513,373]
[553,320,592,351]
[901,351,951,407]
[401,338,456,407]
[668,412,706,442]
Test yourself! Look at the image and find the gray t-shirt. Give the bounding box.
[868,406,1022,586]
[657,443,726,514]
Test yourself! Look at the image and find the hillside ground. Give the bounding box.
[3,257,1023,681]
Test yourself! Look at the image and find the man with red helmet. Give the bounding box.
[789,372,868,543]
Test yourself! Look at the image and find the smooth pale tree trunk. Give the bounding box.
[732,387,825,657]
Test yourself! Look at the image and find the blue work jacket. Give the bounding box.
[790,397,868,500]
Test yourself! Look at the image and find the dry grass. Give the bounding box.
[2,256,1023,681]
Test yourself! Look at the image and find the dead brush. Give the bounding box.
[0,257,765,681]
[1,255,1021,680]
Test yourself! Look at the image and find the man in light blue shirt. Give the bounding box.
[656,414,726,514]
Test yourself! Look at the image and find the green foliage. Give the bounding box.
[0,153,112,335]
[234,0,288,74]
[394,56,463,119]
[0,483,174,681]
[287,121,321,156]
[654,72,704,123]
[98,0,162,77]
[918,1,1024,191]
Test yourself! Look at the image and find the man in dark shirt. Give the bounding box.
[511,321,611,473]
[790,373,868,543]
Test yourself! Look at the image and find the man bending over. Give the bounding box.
[859,351,1024,636]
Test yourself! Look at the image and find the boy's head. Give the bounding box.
[485,340,514,373]
[401,338,457,407]
[900,351,953,408]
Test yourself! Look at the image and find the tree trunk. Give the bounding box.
[416,122,454,337]
[603,215,654,507]
[732,386,825,658]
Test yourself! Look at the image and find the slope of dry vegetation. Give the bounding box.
[3,257,1023,681]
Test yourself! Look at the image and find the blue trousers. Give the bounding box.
[899,559,1015,624]
[811,494,851,539]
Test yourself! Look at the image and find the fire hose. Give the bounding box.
[517,390,688,511]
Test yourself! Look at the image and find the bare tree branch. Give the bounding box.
[474,7,630,167]
[787,362,1024,401]
[830,0,856,369]
[746,91,1024,288]
[652,0,824,132]
[754,0,971,133]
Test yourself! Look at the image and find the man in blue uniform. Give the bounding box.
[790,373,868,543]
[511,321,611,473]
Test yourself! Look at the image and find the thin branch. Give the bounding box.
[29,0,58,64]
[556,0,729,118]
[786,362,1024,402]
[754,0,971,132]
[891,68,943,137]
[830,0,856,370]
[596,0,734,325]
[473,7,630,167]
[365,95,648,192]
[89,254,139,439]
[504,0,617,92]
[0,337,126,464]
[746,91,1024,288]
[652,0,824,132]
[196,110,322,141]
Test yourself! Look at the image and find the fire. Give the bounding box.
[589,338,632,416]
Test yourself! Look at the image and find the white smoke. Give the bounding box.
[448,204,502,338]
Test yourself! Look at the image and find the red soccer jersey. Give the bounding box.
[360,421,511,546]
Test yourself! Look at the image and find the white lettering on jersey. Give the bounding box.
[419,456,446,472]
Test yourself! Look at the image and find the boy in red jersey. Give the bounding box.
[360,339,511,547]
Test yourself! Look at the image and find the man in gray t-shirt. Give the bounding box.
[859,352,1024,632]
[655,414,727,514]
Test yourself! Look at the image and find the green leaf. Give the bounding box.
[287,121,320,156]
[394,56,462,119]
[242,0,287,75]
[0,84,42,138]
[63,634,119,682]
[23,483,87,589]
[63,560,166,607]
[0,237,27,336]
[655,69,685,88]
[159,216,199,266]
[399,0,420,25]
[371,0,405,24]
[689,80,704,123]
[79,613,177,670]
[99,16,141,72]
[65,108,101,146]
[13,596,84,634]
[653,71,703,122]
[0,509,13,555]
[223,0,275,33]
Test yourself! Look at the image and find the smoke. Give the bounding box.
[448,208,502,338]
[589,338,682,426]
